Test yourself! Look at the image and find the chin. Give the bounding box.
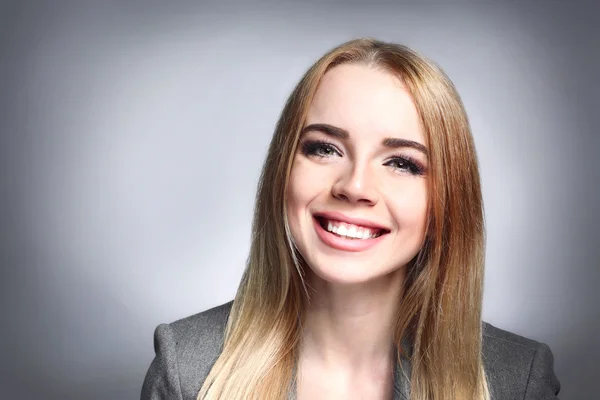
[306,259,404,287]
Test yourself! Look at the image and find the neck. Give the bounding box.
[300,267,405,370]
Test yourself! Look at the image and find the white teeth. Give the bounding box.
[347,225,357,237]
[323,219,380,240]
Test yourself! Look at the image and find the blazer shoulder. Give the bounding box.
[162,301,233,400]
[168,300,233,366]
[483,321,542,350]
[141,301,234,400]
[169,300,233,344]
[481,321,560,399]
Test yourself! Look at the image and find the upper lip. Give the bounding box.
[313,211,390,232]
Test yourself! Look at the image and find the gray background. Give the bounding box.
[1,1,598,399]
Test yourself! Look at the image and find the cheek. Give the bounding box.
[286,159,316,230]
[386,181,428,230]
[286,163,307,216]
[286,157,330,214]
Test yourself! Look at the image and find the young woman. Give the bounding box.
[141,38,560,400]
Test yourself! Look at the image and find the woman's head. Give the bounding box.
[255,38,483,303]
[200,38,488,400]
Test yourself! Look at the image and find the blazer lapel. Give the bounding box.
[393,354,411,400]
[393,336,413,400]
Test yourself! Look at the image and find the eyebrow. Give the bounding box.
[301,123,429,156]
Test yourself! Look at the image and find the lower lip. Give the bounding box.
[313,217,387,252]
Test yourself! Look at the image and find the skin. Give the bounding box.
[286,63,429,399]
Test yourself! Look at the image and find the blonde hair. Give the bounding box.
[198,38,490,400]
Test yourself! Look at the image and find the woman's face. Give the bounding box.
[286,63,429,285]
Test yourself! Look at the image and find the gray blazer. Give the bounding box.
[141,302,560,399]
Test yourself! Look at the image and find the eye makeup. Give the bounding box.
[300,139,342,158]
[384,154,426,176]
[299,139,427,176]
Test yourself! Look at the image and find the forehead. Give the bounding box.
[307,63,424,145]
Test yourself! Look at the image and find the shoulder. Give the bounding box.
[141,301,233,400]
[169,300,233,350]
[481,321,560,399]
[169,301,233,393]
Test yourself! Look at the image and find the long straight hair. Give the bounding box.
[198,38,490,400]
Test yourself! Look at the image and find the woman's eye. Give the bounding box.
[385,157,425,176]
[301,141,340,158]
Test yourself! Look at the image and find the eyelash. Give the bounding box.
[300,139,426,176]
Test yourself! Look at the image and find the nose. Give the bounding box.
[331,162,379,206]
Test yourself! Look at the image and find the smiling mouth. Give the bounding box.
[314,216,389,240]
